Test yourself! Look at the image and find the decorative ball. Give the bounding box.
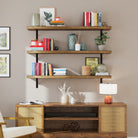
[97,64,107,72]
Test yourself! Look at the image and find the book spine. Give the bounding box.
[98,12,102,26]
[94,13,98,26]
[53,39,55,51]
[85,12,86,26]
[39,63,41,76]
[35,63,36,76]
[86,12,89,26]
[32,62,34,76]
[43,38,46,51]
[89,12,91,26]
[51,39,53,51]
[49,39,51,51]
[91,12,94,26]
[82,12,84,26]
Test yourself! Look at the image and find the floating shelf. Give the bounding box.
[27,50,112,54]
[27,75,111,79]
[27,26,112,31]
[44,117,98,121]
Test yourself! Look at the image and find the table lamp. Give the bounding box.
[99,84,117,104]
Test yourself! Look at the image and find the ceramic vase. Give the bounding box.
[61,94,69,104]
[97,64,107,72]
[98,45,105,50]
[68,33,78,50]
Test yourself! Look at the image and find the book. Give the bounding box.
[91,12,95,26]
[30,47,43,51]
[95,72,109,76]
[98,12,102,26]
[86,12,89,26]
[82,12,85,26]
[94,12,98,26]
[51,21,64,23]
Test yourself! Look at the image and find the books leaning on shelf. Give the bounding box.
[53,68,67,76]
[43,38,55,51]
[95,72,109,76]
[32,62,53,76]
[82,12,102,27]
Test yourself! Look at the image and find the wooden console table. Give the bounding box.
[16,103,127,138]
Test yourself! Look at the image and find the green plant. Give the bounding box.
[44,12,52,23]
[94,32,110,46]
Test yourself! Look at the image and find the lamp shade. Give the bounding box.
[99,84,117,95]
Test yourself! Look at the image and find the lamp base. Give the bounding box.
[104,95,112,104]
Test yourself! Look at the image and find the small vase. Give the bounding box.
[98,45,105,50]
[31,13,40,26]
[97,64,107,72]
[70,97,77,104]
[61,94,69,104]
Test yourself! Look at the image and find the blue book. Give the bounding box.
[98,12,102,26]
[30,47,43,51]
[35,63,36,76]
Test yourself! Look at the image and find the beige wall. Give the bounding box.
[0,0,138,136]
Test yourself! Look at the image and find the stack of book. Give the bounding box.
[50,21,65,26]
[82,12,102,27]
[53,68,66,76]
[30,40,43,51]
[43,38,54,51]
[95,72,109,76]
[32,62,53,76]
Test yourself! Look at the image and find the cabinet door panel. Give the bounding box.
[100,106,126,132]
[17,107,43,131]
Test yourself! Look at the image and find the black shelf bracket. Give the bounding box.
[100,29,103,83]
[36,29,38,88]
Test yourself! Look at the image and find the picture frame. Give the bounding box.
[85,57,99,75]
[40,8,55,26]
[0,54,10,77]
[0,27,10,50]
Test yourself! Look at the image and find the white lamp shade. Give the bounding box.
[99,84,117,95]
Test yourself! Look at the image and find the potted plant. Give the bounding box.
[94,32,110,50]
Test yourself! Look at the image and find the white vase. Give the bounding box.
[70,97,77,104]
[98,45,105,50]
[61,94,69,104]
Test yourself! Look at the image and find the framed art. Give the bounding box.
[0,27,10,50]
[85,57,99,75]
[0,54,10,77]
[40,8,55,26]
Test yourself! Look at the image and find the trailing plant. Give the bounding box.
[94,32,110,46]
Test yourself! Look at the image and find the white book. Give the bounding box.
[96,72,109,76]
[91,12,95,26]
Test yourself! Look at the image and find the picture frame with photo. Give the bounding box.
[85,57,99,75]
[40,8,55,26]
[0,54,10,77]
[0,27,10,50]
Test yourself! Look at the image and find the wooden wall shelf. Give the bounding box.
[27,50,112,54]
[27,75,112,79]
[27,26,112,31]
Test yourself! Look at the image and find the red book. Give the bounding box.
[82,12,84,26]
[43,38,46,51]
[39,63,41,76]
[86,12,89,26]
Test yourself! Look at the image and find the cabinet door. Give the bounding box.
[100,106,126,133]
[17,107,43,131]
